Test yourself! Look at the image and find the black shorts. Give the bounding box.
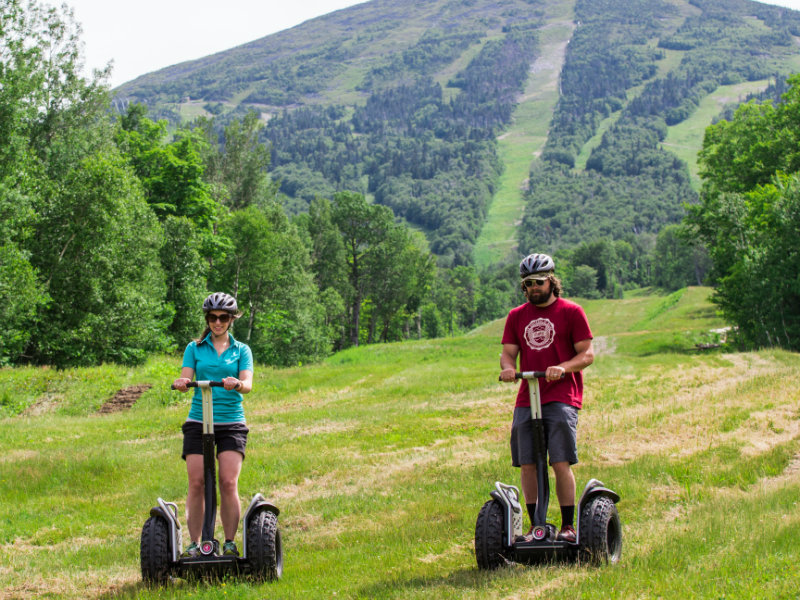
[181,421,249,460]
[510,402,578,467]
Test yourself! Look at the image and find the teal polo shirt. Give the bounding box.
[182,332,253,423]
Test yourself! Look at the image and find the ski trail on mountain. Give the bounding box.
[475,19,576,266]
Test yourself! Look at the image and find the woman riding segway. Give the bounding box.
[172,292,254,558]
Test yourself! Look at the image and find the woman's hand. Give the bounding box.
[222,376,242,391]
[173,377,192,392]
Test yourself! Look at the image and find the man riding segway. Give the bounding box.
[499,253,594,543]
[475,252,620,569]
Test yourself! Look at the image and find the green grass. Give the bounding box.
[661,79,771,190]
[178,102,212,121]
[574,109,622,172]
[474,17,576,267]
[2,286,800,599]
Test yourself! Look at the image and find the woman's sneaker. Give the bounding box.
[222,541,239,556]
[181,542,200,558]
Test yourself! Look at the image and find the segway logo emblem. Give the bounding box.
[523,318,555,350]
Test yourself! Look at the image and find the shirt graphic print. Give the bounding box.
[524,318,555,350]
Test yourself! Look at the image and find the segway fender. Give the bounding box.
[578,478,620,506]
[151,498,182,562]
[576,479,620,547]
[491,482,524,547]
[242,493,280,559]
[585,486,620,503]
[243,493,280,519]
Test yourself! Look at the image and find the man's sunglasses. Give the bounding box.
[522,278,548,288]
[206,313,232,323]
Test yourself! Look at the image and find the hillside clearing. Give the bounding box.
[475,16,576,267]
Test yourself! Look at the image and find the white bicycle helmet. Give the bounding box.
[519,253,555,278]
[202,292,238,314]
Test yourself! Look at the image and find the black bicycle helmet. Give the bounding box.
[519,253,555,278]
[203,292,238,314]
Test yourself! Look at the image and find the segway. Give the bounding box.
[140,380,283,584]
[475,371,621,568]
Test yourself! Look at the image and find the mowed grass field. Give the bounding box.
[1,287,799,599]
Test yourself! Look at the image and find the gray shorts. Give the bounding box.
[510,402,578,467]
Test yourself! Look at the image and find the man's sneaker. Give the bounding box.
[515,526,534,543]
[222,541,239,556]
[558,525,576,543]
[181,542,200,558]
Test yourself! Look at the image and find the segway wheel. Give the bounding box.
[141,516,171,584]
[247,509,283,581]
[579,496,622,565]
[475,499,508,570]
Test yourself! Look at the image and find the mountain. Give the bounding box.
[113,0,800,267]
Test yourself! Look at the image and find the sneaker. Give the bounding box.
[222,541,239,556]
[181,542,200,558]
[558,525,576,543]
[515,526,534,543]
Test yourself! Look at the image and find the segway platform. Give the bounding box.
[143,492,282,581]
[476,478,621,568]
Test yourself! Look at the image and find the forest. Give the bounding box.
[2,0,799,372]
[0,1,527,369]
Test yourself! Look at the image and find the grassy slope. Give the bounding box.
[477,2,800,262]
[661,50,800,191]
[473,1,576,267]
[1,287,799,599]
[661,79,772,190]
[474,20,576,267]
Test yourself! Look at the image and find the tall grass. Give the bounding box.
[1,287,799,599]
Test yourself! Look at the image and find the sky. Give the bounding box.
[64,0,800,89]
[65,0,367,88]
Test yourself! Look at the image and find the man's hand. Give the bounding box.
[499,367,517,382]
[545,366,566,381]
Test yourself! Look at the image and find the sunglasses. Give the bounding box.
[206,313,232,323]
[523,278,548,288]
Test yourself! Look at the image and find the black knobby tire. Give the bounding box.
[579,496,622,565]
[247,509,283,581]
[475,499,508,570]
[141,516,172,584]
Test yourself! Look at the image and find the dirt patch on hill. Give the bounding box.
[22,394,62,417]
[97,385,152,414]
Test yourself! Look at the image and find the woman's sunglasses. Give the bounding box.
[206,313,232,323]
[522,278,548,288]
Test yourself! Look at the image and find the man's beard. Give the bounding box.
[527,288,553,305]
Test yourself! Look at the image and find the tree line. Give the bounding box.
[0,1,528,369]
[262,29,539,266]
[686,73,800,350]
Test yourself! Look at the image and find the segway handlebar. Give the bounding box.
[170,380,225,390]
[498,371,565,381]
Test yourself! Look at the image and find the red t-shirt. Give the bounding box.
[501,297,593,409]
